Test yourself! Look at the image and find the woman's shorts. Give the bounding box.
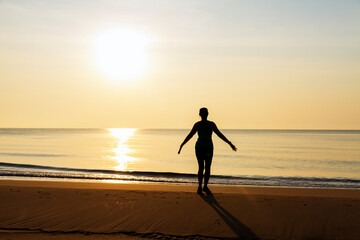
[195,146,213,166]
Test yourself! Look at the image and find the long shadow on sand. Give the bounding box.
[200,193,259,240]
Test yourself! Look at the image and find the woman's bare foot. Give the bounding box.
[202,186,212,194]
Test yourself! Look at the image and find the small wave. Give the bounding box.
[0,153,72,158]
[0,170,192,184]
[0,162,196,178]
[0,162,359,189]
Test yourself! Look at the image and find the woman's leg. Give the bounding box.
[203,149,213,190]
[195,148,205,189]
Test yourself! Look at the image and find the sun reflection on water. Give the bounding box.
[108,128,137,171]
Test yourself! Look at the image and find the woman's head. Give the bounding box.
[199,107,208,119]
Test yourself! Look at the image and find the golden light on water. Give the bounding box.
[108,128,137,171]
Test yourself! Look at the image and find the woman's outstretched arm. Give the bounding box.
[211,122,237,151]
[178,123,198,154]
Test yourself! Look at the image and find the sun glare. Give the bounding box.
[94,29,149,80]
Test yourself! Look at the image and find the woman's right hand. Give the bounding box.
[178,144,183,154]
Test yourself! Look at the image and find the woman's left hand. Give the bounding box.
[229,142,237,151]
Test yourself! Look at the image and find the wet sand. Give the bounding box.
[0,180,359,240]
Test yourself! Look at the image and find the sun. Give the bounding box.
[94,29,149,80]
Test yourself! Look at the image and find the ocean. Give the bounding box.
[0,128,359,189]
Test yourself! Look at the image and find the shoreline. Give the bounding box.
[1,171,359,189]
[0,179,359,197]
[1,180,359,239]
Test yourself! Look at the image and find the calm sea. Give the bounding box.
[0,128,359,189]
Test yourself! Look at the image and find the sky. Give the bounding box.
[1,0,359,129]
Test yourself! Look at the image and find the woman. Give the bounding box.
[178,108,237,194]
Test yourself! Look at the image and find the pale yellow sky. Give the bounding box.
[1,0,359,129]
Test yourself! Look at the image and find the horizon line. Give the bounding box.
[0,127,359,131]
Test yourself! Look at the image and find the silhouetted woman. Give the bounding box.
[178,108,237,194]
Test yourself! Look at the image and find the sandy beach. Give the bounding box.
[0,180,359,240]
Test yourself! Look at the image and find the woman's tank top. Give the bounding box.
[196,120,213,149]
